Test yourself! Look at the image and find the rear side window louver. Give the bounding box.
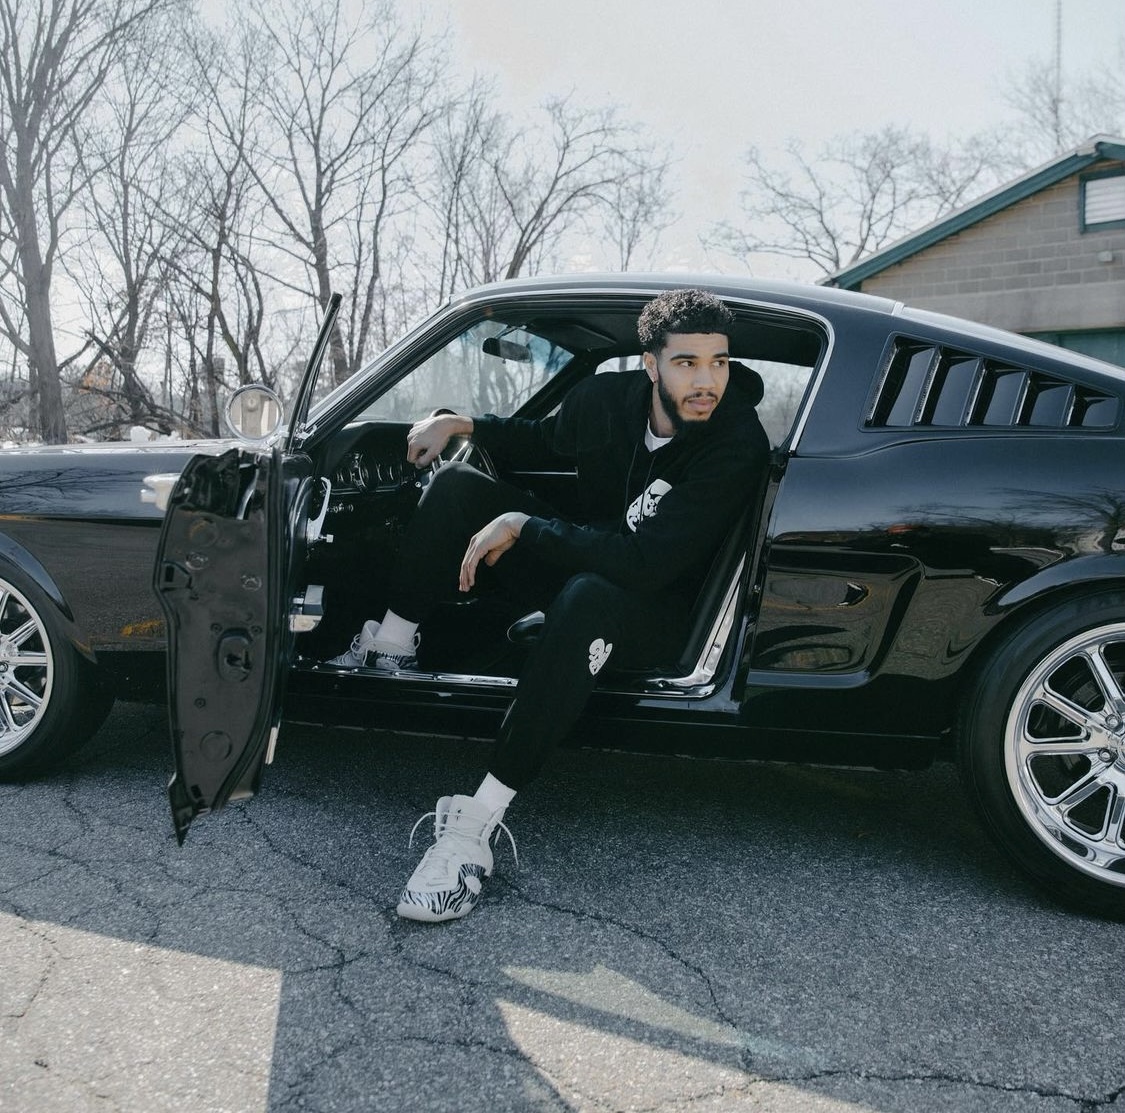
[867,339,1119,430]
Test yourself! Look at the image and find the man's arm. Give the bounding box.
[406,413,473,469]
[520,428,770,592]
[459,512,530,592]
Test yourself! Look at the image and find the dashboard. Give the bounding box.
[320,420,419,498]
[330,449,413,495]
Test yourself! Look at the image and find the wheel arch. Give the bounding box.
[0,533,96,664]
[953,569,1125,728]
[993,554,1125,611]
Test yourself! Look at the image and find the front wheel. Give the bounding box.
[959,588,1125,919]
[0,566,112,779]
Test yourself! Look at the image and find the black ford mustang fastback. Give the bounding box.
[2,274,1125,918]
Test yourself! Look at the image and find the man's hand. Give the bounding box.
[406,413,473,469]
[460,513,529,592]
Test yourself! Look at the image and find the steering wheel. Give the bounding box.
[424,408,498,480]
[442,437,497,478]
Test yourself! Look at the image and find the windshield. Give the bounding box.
[355,321,573,422]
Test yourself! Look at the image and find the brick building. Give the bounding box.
[826,135,1125,366]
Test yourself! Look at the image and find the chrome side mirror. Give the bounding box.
[225,385,283,441]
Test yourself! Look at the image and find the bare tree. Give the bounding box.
[715,39,1125,283]
[709,127,1002,278]
[494,98,658,279]
[0,0,179,443]
[158,16,279,434]
[427,91,669,295]
[244,0,446,386]
[600,153,674,271]
[68,4,195,437]
[159,277,212,436]
[426,79,507,300]
[1004,51,1125,165]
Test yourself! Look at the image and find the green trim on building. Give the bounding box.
[1029,329,1125,369]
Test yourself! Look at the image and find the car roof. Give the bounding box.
[447,271,902,317]
[447,271,1125,380]
[895,304,1125,379]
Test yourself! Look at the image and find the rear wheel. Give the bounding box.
[959,588,1125,919]
[0,567,112,778]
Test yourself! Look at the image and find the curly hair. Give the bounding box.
[636,288,734,353]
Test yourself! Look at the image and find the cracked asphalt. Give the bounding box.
[2,700,1125,1112]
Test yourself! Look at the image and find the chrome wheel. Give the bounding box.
[0,580,54,757]
[1005,622,1125,888]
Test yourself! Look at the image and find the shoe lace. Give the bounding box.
[371,631,422,660]
[407,808,519,874]
[346,623,420,658]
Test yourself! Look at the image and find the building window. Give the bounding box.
[1081,169,1125,231]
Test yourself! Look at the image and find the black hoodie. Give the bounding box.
[472,363,770,597]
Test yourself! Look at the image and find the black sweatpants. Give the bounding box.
[389,462,691,789]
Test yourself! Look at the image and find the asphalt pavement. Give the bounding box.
[2,700,1124,1112]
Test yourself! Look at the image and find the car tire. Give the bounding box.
[959,587,1125,919]
[0,564,113,779]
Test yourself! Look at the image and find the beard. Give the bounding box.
[656,375,716,438]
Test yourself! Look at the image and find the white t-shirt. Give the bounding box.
[645,423,673,452]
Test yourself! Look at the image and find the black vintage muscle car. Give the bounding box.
[3,274,1125,918]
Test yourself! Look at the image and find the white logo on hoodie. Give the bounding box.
[625,478,671,532]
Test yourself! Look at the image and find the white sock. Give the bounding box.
[473,773,516,815]
[377,610,418,649]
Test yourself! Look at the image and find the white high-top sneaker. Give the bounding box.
[326,619,381,667]
[397,795,517,922]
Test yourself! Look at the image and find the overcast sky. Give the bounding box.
[405,0,1125,277]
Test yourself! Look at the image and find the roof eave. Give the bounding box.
[826,136,1125,290]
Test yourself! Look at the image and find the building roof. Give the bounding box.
[826,135,1125,290]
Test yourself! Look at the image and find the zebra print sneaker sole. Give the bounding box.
[397,860,488,922]
[364,636,420,671]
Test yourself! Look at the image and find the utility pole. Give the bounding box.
[1052,0,1064,152]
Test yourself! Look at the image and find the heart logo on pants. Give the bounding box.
[588,637,613,676]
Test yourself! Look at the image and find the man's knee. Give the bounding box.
[418,460,489,507]
[533,574,626,677]
[548,573,630,626]
[559,571,620,603]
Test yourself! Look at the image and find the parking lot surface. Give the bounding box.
[2,701,1124,1112]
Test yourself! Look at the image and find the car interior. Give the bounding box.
[295,298,826,686]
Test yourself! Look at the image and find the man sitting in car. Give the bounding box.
[330,287,770,922]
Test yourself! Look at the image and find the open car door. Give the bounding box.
[154,295,339,843]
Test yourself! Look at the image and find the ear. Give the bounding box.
[642,352,657,382]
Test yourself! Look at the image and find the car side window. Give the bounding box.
[868,337,1120,430]
[751,361,815,445]
[594,357,643,375]
[591,354,814,447]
